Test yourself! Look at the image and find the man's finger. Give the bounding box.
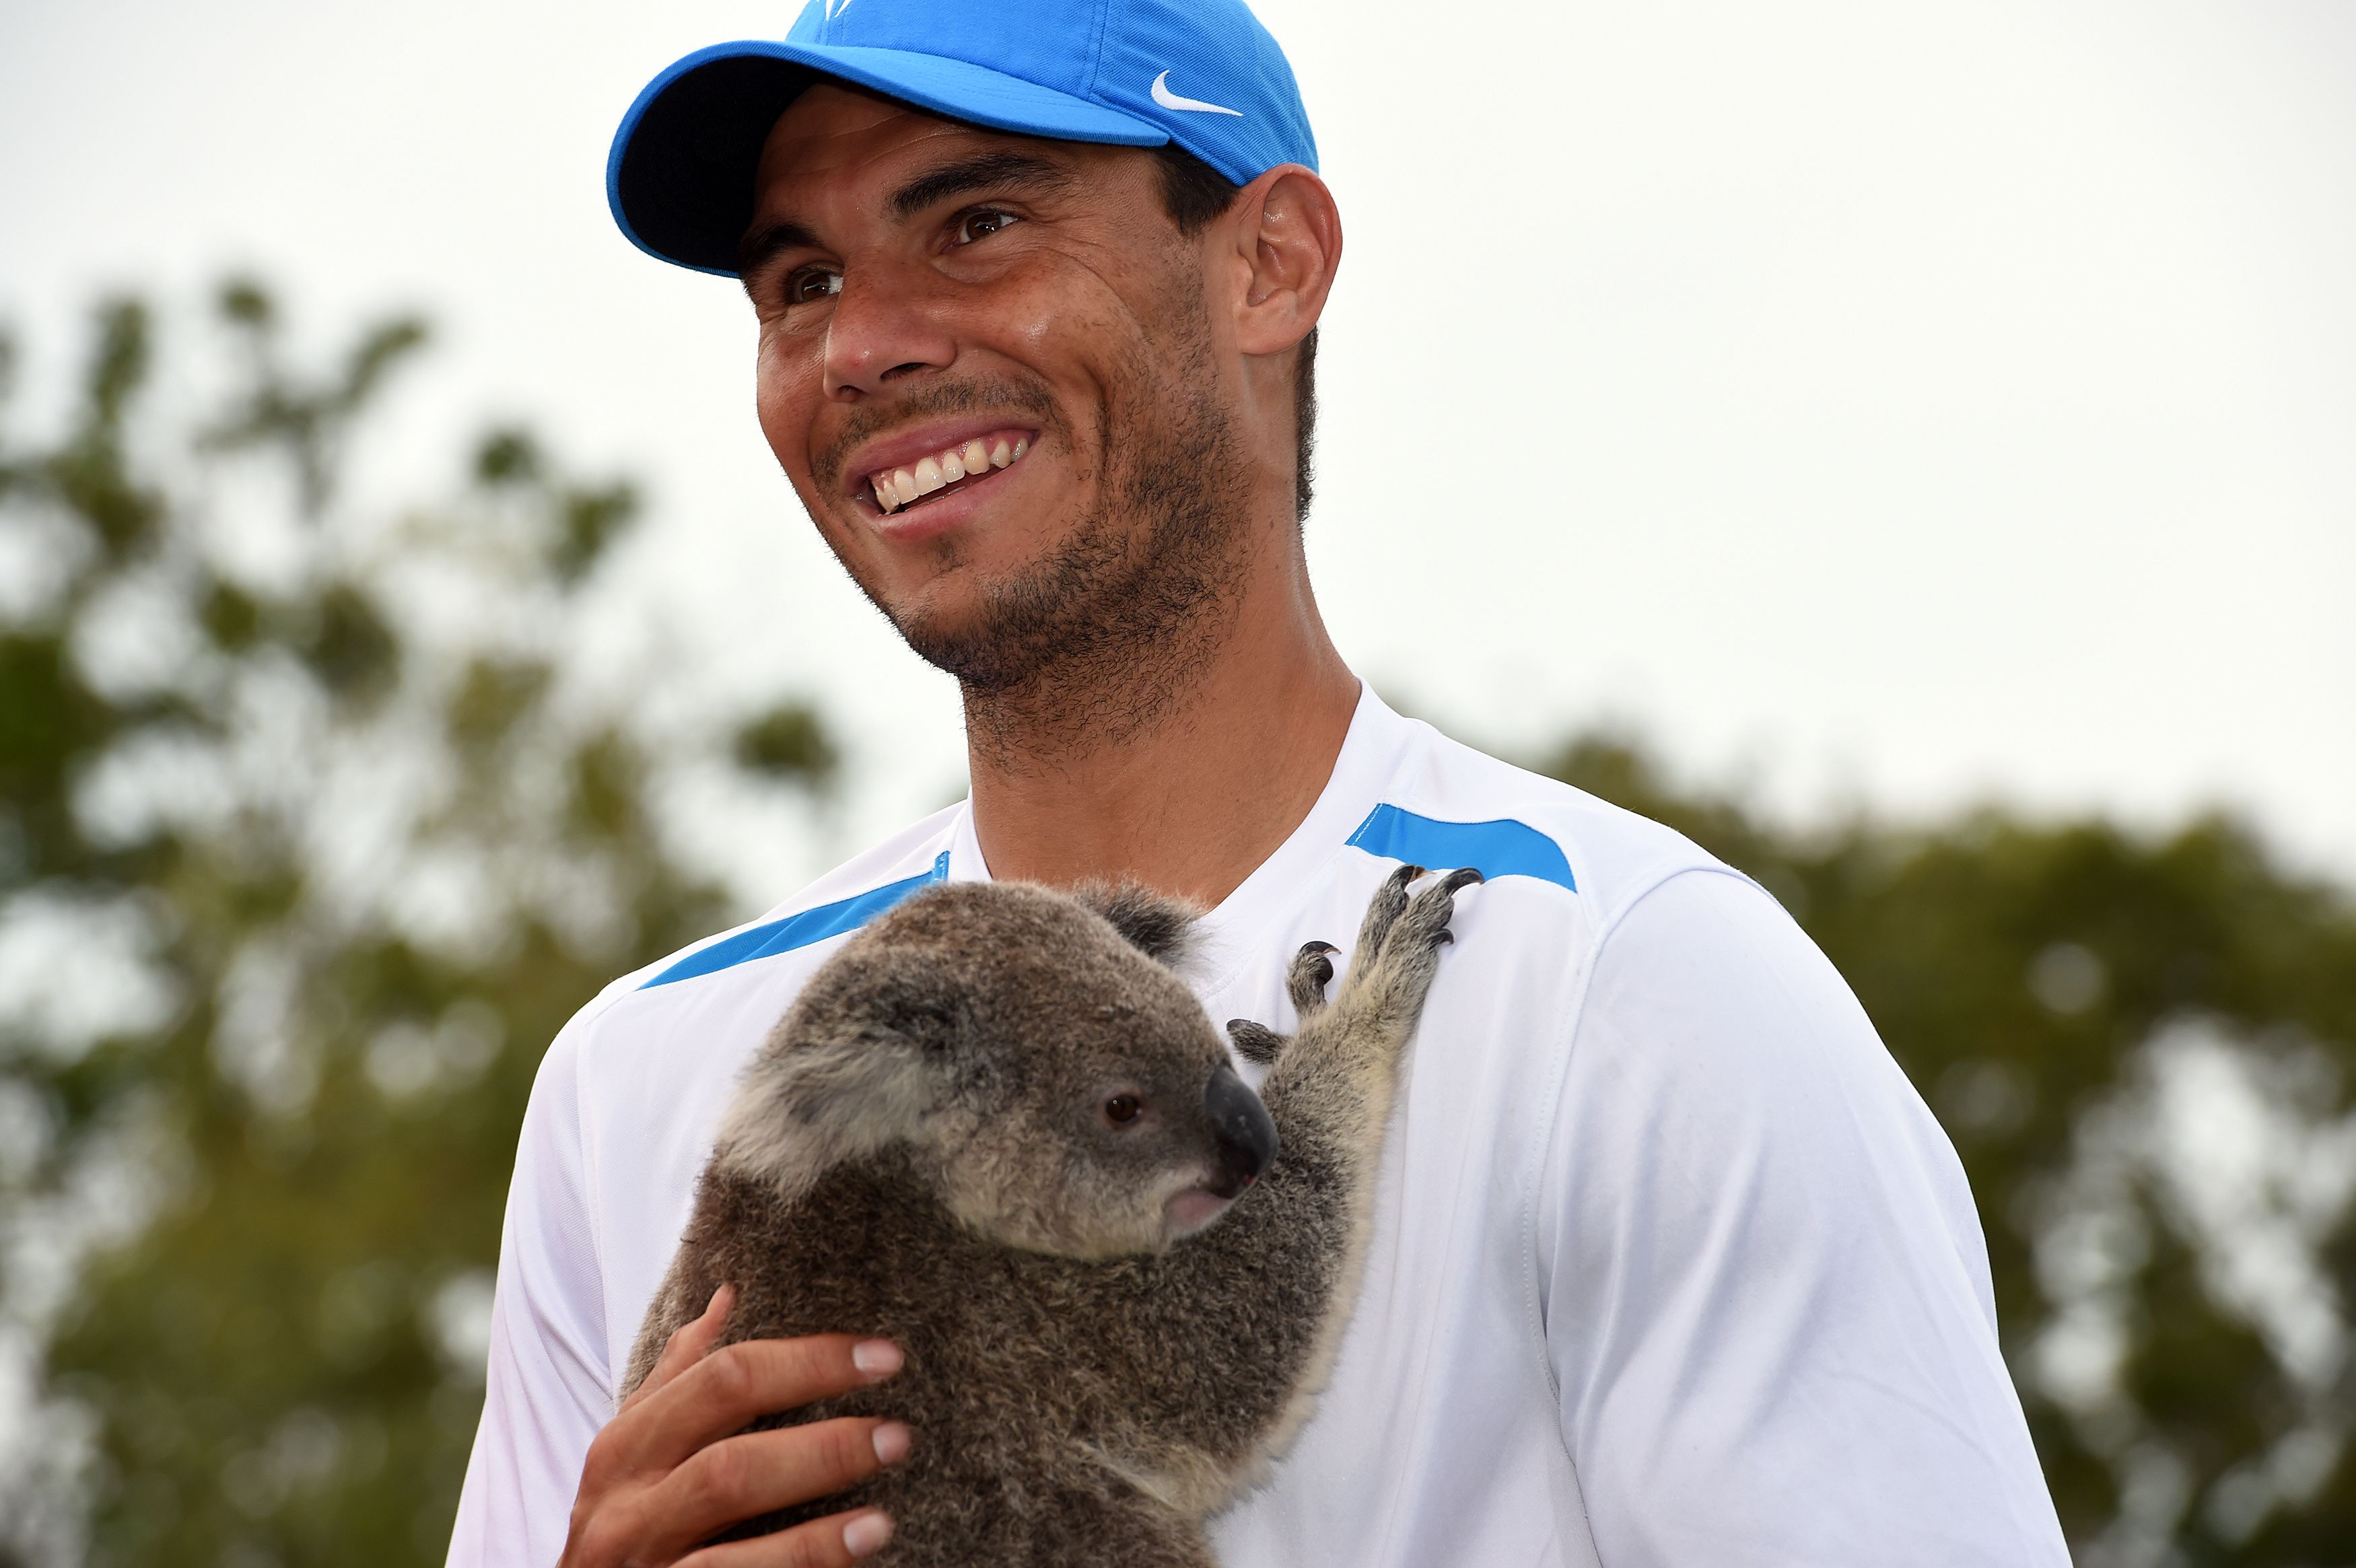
[619,1335,903,1473]
[677,1508,896,1568]
[643,1420,911,1559]
[626,1283,736,1412]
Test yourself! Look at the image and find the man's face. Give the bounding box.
[742,85,1253,694]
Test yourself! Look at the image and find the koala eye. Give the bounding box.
[1103,1094,1144,1127]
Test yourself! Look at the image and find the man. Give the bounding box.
[450,1,2071,1563]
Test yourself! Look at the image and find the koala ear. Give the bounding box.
[1072,881,1202,966]
[710,1022,936,1197]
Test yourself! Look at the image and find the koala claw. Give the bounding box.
[1358,863,1426,957]
[1288,941,1339,1017]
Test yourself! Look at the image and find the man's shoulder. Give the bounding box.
[561,803,967,1040]
[524,804,971,1178]
[644,806,965,989]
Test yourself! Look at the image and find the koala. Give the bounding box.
[623,861,1480,1567]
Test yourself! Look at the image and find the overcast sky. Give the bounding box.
[4,0,2353,884]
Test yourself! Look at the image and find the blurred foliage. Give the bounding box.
[734,703,840,786]
[1,281,2352,1568]
[0,288,835,1568]
[1537,736,2356,1565]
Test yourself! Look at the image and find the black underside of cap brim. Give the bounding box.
[617,55,819,275]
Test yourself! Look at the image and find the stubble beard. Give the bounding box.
[823,297,1256,771]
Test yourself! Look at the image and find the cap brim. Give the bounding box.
[609,40,1170,277]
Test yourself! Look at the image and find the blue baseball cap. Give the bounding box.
[608,0,1319,277]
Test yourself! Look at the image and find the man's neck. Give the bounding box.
[963,557,1359,910]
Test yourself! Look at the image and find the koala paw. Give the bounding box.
[1227,1018,1287,1065]
[1395,866,1484,953]
[1344,865,1481,1022]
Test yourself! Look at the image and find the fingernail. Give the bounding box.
[871,1421,911,1466]
[852,1339,903,1378]
[843,1511,895,1558]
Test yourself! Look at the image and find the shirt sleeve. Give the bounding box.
[447,1005,615,1568]
[1537,867,2070,1566]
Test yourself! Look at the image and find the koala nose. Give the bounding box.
[1204,1061,1279,1197]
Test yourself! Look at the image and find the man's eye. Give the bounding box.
[784,268,842,305]
[955,209,1021,245]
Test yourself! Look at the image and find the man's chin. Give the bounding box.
[887,593,1066,694]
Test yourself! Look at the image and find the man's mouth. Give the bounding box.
[866,429,1032,515]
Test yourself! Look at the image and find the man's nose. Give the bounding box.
[1204,1062,1279,1197]
[822,262,959,400]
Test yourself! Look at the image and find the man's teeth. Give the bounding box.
[869,433,1030,513]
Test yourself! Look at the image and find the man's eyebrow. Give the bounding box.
[885,150,1075,221]
[738,218,823,287]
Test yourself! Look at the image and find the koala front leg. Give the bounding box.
[1133,866,1474,1492]
[1257,863,1480,1147]
[1220,863,1475,1151]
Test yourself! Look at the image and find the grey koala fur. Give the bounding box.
[623,861,1479,1566]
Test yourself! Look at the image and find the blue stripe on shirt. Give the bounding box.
[1344,804,1577,894]
[639,851,952,989]
[642,804,1574,991]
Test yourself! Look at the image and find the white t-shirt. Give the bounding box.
[448,689,2069,1567]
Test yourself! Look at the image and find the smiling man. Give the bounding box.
[447,2,2071,1565]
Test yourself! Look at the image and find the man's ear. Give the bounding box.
[712,1020,937,1197]
[1227,164,1342,359]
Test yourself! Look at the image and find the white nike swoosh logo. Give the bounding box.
[1150,71,1243,117]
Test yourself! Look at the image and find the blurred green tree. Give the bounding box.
[1539,736,2356,1563]
[0,288,835,1567]
[3,281,2351,1568]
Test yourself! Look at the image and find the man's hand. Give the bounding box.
[559,1285,911,1567]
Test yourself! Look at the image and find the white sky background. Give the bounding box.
[3,0,2353,895]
